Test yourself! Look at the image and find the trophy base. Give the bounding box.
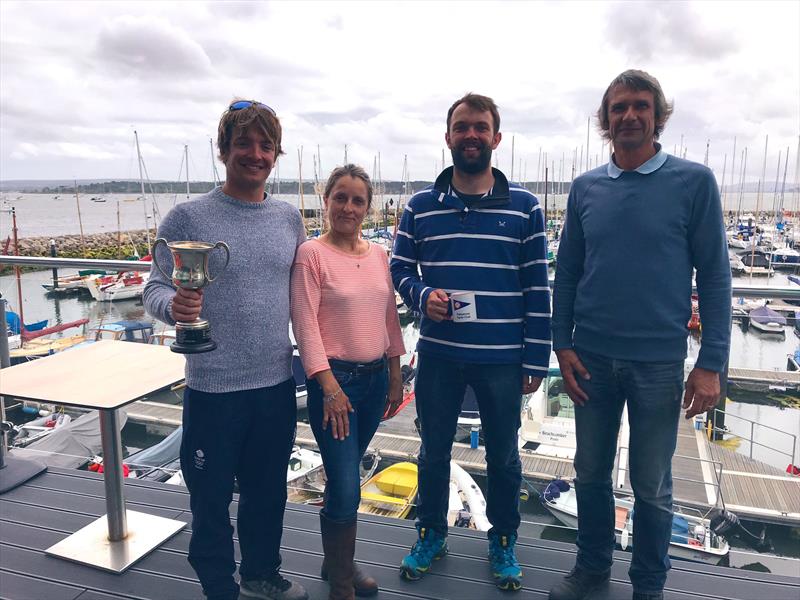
[171,339,218,354]
[172,319,217,354]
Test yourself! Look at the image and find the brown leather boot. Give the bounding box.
[320,513,356,600]
[321,556,379,597]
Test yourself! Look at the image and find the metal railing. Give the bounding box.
[3,255,800,299]
[0,255,152,271]
[2,255,799,477]
[615,446,726,515]
[709,408,797,466]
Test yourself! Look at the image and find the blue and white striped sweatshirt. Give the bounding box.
[390,167,551,375]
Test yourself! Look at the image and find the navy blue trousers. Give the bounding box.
[307,360,387,522]
[180,379,297,600]
[573,348,683,593]
[414,352,523,537]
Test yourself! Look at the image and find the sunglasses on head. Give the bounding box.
[229,100,276,116]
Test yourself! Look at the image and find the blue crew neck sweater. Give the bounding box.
[551,154,732,372]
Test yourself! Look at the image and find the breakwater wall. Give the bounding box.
[1,229,155,274]
[13,229,155,258]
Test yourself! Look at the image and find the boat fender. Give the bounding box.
[38,409,51,417]
[21,406,38,415]
[620,528,629,550]
[543,479,570,503]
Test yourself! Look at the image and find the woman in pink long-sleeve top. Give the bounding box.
[291,164,405,600]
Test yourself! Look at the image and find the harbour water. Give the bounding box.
[0,191,790,238]
[2,222,800,577]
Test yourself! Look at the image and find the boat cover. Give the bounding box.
[126,425,182,469]
[670,514,690,543]
[10,409,127,468]
[749,306,787,325]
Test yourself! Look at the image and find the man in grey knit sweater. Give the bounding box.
[143,100,307,600]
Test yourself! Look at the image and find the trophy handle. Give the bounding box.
[151,238,173,281]
[205,241,231,283]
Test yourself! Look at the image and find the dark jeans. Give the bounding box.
[414,352,523,536]
[572,348,683,594]
[307,358,388,523]
[181,379,297,600]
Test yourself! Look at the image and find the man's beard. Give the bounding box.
[451,143,492,174]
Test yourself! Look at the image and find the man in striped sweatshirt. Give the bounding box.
[390,93,551,592]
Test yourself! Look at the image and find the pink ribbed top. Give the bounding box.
[291,239,405,378]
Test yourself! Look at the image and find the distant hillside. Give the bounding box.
[1,178,577,195]
[722,182,800,193]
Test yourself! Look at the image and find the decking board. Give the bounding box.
[0,467,796,600]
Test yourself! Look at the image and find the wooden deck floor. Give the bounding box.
[1,467,798,600]
[22,398,800,526]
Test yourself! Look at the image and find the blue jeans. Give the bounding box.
[181,379,297,600]
[572,347,683,594]
[414,352,523,536]
[307,358,388,523]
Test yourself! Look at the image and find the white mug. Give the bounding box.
[450,291,477,322]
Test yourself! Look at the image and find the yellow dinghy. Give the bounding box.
[10,334,87,362]
[358,461,418,519]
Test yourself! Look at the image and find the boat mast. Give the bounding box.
[73,180,86,256]
[750,136,768,283]
[771,149,783,218]
[510,135,515,181]
[209,137,220,187]
[11,207,25,332]
[777,147,790,222]
[185,144,191,204]
[298,146,305,231]
[585,117,590,173]
[134,130,152,251]
[792,135,800,217]
[719,154,728,216]
[116,199,122,257]
[727,137,738,222]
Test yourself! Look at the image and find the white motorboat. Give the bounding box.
[729,255,745,274]
[286,447,324,484]
[167,446,324,487]
[770,247,800,268]
[540,479,729,565]
[86,271,149,302]
[448,461,491,531]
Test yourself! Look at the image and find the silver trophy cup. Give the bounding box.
[152,239,230,354]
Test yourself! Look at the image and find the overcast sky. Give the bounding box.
[1,1,798,187]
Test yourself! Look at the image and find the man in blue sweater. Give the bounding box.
[143,101,307,600]
[391,93,551,592]
[549,71,731,600]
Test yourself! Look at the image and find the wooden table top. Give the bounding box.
[0,340,185,410]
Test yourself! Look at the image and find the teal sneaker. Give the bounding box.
[488,532,522,591]
[399,526,448,580]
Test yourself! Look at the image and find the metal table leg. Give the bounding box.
[45,408,184,573]
[100,408,128,539]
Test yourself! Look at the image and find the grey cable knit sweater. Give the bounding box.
[143,187,305,393]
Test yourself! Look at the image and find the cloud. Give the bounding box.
[9,142,116,160]
[94,15,214,79]
[605,1,739,63]
[300,106,382,126]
